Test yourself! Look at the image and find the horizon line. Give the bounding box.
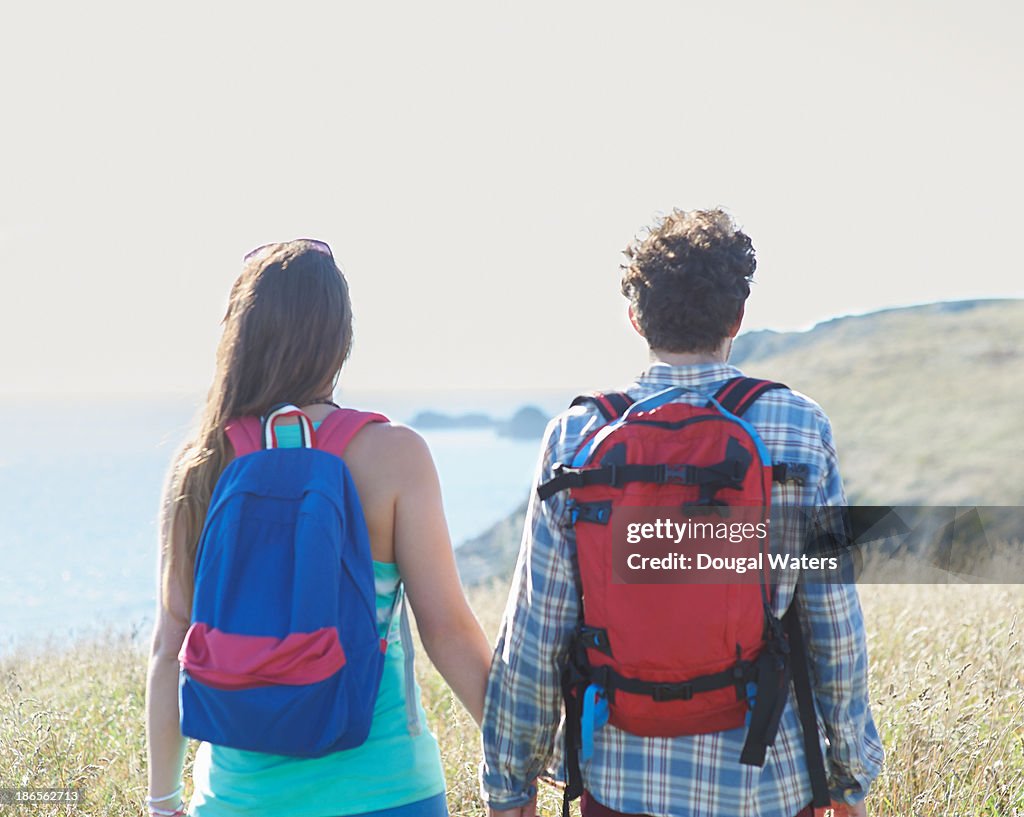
[5,296,1020,400]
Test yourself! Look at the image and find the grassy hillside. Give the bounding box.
[456,299,1024,584]
[731,298,1024,506]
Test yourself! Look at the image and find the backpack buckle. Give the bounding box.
[568,501,613,526]
[663,465,693,484]
[682,500,731,517]
[652,682,693,702]
[563,499,581,528]
[578,625,613,656]
[552,462,576,483]
[773,461,810,485]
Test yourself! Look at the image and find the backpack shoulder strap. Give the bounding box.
[714,378,807,485]
[713,377,788,417]
[569,391,633,423]
[224,417,263,457]
[225,409,389,458]
[784,586,832,812]
[315,408,389,457]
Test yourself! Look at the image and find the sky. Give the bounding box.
[1,1,1021,396]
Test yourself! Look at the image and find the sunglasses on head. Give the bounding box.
[243,238,334,264]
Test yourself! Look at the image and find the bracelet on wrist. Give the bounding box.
[145,782,183,804]
[147,803,185,817]
[146,782,185,816]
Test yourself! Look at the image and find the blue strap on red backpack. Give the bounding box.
[177,404,416,757]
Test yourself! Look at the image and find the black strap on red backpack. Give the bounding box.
[569,378,788,423]
[714,376,787,415]
[785,588,833,814]
[570,391,634,422]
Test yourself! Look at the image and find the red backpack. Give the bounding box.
[538,378,832,816]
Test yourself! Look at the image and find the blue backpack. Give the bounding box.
[178,404,397,757]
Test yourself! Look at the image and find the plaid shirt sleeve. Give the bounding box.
[797,415,885,806]
[479,415,584,809]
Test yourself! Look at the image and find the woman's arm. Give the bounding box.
[388,426,493,725]
[144,477,191,810]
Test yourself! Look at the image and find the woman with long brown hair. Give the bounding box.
[145,239,492,817]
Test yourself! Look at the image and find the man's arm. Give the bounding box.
[480,420,581,811]
[799,417,884,806]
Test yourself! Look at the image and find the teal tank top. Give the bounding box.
[187,422,446,816]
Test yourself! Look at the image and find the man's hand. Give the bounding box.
[488,795,538,817]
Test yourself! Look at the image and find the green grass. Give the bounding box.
[734,299,1024,507]
[3,583,1023,816]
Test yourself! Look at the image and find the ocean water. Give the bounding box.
[0,390,572,654]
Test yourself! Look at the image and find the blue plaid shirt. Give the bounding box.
[480,363,883,817]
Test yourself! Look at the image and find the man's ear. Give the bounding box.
[628,304,644,338]
[728,303,746,338]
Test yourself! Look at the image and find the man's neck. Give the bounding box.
[649,342,731,367]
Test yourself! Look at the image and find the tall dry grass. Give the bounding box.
[2,582,1022,816]
[859,584,1024,815]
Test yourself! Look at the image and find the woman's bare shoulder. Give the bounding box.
[343,420,434,479]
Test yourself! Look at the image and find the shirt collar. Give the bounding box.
[636,361,745,389]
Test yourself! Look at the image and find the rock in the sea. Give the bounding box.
[497,406,550,440]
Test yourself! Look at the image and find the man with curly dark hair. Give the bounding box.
[621,209,756,355]
[481,208,882,817]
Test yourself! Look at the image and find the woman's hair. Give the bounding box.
[162,241,353,614]
[621,208,756,353]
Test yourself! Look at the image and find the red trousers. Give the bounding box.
[580,790,814,817]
